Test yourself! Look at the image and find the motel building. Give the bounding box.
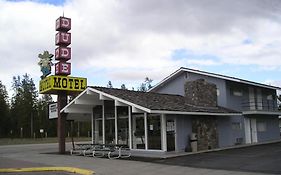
[61,67,281,156]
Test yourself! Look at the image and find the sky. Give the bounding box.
[1,0,281,97]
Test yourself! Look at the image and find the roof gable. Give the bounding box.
[61,86,240,116]
[149,67,281,92]
[92,86,239,114]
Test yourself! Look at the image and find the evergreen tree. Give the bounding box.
[10,74,38,138]
[0,81,10,137]
[121,84,127,90]
[107,81,113,88]
[37,94,56,137]
[138,77,153,92]
[144,77,153,90]
[138,83,147,92]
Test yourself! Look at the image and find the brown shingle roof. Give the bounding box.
[91,86,239,114]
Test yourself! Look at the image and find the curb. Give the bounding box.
[190,139,281,154]
[0,167,94,175]
[162,139,281,158]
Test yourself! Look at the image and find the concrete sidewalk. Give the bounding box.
[0,143,276,175]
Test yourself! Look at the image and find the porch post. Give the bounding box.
[161,114,167,151]
[132,113,136,149]
[102,103,105,144]
[91,111,94,144]
[114,105,118,144]
[144,112,148,150]
[128,106,132,149]
[95,117,99,143]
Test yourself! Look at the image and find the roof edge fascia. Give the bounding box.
[148,67,182,92]
[242,110,281,115]
[149,67,281,92]
[151,110,242,116]
[88,87,151,113]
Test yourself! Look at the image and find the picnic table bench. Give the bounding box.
[71,143,131,159]
[70,143,94,155]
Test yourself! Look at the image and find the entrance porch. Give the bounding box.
[61,86,240,155]
[62,88,173,153]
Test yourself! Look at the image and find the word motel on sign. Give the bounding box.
[39,76,87,94]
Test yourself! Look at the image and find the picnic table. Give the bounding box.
[70,143,131,159]
[70,143,94,155]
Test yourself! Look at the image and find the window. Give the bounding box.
[257,122,267,132]
[267,95,273,100]
[232,90,243,96]
[232,122,241,130]
[217,89,220,96]
[235,138,243,145]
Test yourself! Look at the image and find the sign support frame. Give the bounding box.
[39,16,87,154]
[57,91,67,153]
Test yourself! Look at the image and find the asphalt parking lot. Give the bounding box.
[129,141,281,174]
[0,172,75,175]
[1,142,280,175]
[0,157,76,175]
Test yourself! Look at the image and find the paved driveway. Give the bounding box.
[0,142,280,175]
[131,142,281,174]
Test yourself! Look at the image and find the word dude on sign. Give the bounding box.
[40,75,87,94]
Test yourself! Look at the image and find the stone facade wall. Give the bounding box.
[186,79,219,151]
[184,79,217,107]
[192,117,218,151]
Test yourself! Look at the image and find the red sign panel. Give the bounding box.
[55,32,71,46]
[54,16,72,76]
[55,62,71,75]
[56,17,71,32]
[55,47,71,61]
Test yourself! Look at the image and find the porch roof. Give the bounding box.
[61,86,241,116]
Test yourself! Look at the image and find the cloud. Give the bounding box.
[7,0,66,6]
[1,0,281,97]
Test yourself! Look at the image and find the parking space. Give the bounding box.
[130,142,281,174]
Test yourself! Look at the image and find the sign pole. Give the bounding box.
[38,16,87,154]
[57,91,67,153]
[55,16,71,154]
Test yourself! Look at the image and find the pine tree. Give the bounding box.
[121,84,127,90]
[10,74,38,138]
[138,77,153,92]
[37,94,56,137]
[107,81,113,88]
[0,81,10,137]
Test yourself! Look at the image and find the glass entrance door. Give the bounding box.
[166,119,175,151]
[132,114,145,149]
[147,114,161,150]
